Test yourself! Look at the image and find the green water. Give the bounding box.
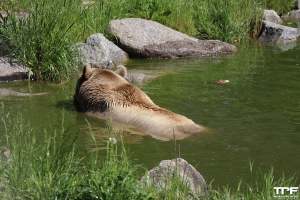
[0,40,300,188]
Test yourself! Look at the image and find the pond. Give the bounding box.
[0,39,300,188]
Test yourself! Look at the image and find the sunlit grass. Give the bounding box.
[0,0,264,81]
[0,0,83,81]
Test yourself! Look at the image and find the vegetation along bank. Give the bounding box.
[0,0,275,81]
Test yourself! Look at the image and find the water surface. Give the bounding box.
[0,40,299,188]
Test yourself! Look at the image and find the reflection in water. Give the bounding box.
[80,119,146,149]
[0,40,300,187]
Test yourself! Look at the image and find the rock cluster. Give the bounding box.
[260,8,300,44]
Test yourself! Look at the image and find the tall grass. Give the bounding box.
[192,0,264,42]
[78,0,264,43]
[76,120,151,199]
[0,0,83,81]
[0,113,83,199]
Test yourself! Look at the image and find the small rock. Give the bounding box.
[263,10,283,24]
[140,158,208,195]
[76,33,128,69]
[282,10,300,18]
[125,73,157,83]
[0,56,31,82]
[0,147,11,164]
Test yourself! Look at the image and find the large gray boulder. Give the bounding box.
[0,56,30,81]
[263,10,283,24]
[108,18,237,59]
[140,158,208,195]
[259,20,300,44]
[76,33,128,69]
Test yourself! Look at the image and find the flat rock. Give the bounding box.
[108,18,237,59]
[140,158,208,195]
[282,10,300,18]
[0,56,30,82]
[263,10,283,24]
[259,20,300,44]
[76,33,128,69]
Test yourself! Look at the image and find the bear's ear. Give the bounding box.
[83,63,93,79]
[115,65,127,78]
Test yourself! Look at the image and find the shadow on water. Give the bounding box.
[55,99,77,111]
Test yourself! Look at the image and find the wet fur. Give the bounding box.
[74,64,204,140]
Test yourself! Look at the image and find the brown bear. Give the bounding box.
[74,63,204,140]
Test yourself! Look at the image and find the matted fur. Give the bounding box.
[74,64,204,140]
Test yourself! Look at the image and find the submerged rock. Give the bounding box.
[263,10,283,24]
[140,158,208,195]
[0,56,31,82]
[76,33,128,69]
[108,18,237,59]
[259,20,300,44]
[0,88,47,96]
[125,73,157,83]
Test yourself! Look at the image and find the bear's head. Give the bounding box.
[74,63,127,110]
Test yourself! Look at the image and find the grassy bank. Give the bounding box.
[259,0,297,16]
[0,113,299,199]
[0,0,264,42]
[0,0,264,81]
